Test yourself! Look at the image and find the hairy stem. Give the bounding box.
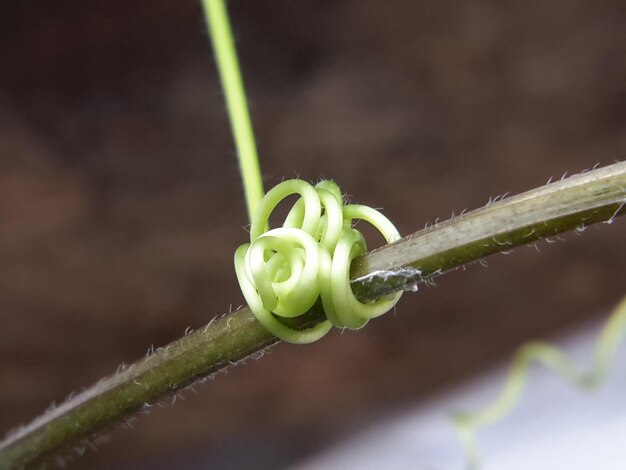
[1,161,625,469]
[351,161,626,299]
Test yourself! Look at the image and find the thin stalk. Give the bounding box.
[0,161,624,469]
[202,0,265,220]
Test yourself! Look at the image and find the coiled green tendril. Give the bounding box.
[454,296,626,467]
[203,0,403,344]
[234,179,402,344]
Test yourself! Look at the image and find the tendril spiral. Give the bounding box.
[234,179,402,344]
[453,296,626,467]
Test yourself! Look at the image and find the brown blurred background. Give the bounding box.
[1,0,625,468]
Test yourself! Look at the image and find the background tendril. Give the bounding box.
[453,296,626,467]
[234,179,402,344]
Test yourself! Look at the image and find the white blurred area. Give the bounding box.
[294,315,626,470]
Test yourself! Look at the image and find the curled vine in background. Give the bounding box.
[454,296,626,467]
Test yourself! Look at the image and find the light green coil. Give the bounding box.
[454,296,626,467]
[234,179,402,344]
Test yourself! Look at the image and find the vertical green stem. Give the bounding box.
[202,0,264,221]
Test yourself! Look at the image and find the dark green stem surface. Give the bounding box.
[1,162,625,469]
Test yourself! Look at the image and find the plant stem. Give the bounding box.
[351,161,626,299]
[202,0,265,220]
[1,161,625,469]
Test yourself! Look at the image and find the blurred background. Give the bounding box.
[0,0,625,468]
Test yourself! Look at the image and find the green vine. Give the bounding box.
[203,1,626,466]
[202,0,264,220]
[454,296,626,467]
[202,0,626,467]
[0,1,623,468]
[203,0,403,344]
[234,179,403,343]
